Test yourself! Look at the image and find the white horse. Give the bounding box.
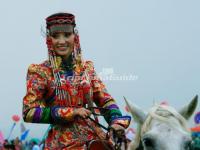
[124,95,198,150]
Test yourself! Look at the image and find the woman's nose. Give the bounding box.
[58,37,67,44]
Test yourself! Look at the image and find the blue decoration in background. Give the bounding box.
[194,112,200,124]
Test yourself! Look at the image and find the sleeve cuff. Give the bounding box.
[51,106,75,123]
[110,115,131,129]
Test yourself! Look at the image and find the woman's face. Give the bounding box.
[51,32,75,59]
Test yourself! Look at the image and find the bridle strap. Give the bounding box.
[88,116,108,131]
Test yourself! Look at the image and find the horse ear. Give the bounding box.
[179,95,198,120]
[124,96,146,124]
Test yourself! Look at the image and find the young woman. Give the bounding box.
[23,12,131,149]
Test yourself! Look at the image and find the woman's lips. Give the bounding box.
[57,46,68,50]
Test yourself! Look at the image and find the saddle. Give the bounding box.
[87,140,114,150]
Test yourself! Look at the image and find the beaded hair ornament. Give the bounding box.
[46,12,83,102]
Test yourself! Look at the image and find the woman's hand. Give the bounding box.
[110,124,125,138]
[74,108,92,119]
[111,124,125,131]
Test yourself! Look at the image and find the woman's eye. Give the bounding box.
[51,32,73,39]
[51,33,59,39]
[64,33,72,38]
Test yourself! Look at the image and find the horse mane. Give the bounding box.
[130,104,190,150]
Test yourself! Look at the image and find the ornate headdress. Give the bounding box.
[46,12,76,34]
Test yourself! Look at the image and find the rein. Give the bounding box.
[88,116,108,131]
[86,107,128,150]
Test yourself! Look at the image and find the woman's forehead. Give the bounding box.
[51,31,73,34]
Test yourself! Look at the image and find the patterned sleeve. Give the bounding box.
[86,61,131,129]
[23,64,75,124]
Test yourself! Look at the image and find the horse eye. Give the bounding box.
[142,137,154,148]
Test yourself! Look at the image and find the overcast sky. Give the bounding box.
[0,0,200,140]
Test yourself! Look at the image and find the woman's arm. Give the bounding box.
[23,64,76,124]
[93,92,131,129]
[86,61,131,128]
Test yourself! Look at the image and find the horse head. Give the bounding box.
[124,95,198,150]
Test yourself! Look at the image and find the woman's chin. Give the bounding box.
[55,50,71,56]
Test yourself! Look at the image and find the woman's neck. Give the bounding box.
[60,54,74,71]
[61,54,73,65]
